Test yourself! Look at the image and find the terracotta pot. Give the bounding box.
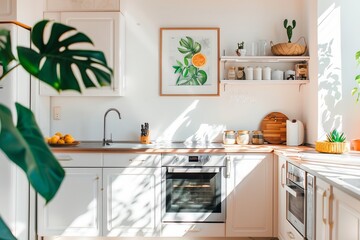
[351,139,360,151]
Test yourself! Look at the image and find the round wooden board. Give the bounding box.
[260,112,288,144]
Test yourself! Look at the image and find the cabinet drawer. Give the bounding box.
[103,153,161,167]
[161,223,225,237]
[55,153,102,167]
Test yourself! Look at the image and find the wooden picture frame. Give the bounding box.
[160,28,220,96]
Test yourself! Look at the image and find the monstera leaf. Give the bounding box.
[0,29,17,77]
[17,20,113,92]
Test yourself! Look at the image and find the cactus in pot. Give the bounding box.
[284,19,296,43]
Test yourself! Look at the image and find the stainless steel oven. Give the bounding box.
[161,154,226,223]
[286,162,306,237]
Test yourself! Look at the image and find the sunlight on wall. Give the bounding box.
[318,2,343,139]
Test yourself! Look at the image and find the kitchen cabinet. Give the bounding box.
[44,0,120,11]
[226,153,273,237]
[37,168,103,237]
[40,11,125,96]
[0,0,16,20]
[103,167,161,237]
[331,186,360,240]
[220,56,310,91]
[37,153,161,237]
[315,177,332,240]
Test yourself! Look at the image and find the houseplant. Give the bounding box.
[236,41,246,56]
[0,20,112,239]
[270,19,307,56]
[315,129,348,154]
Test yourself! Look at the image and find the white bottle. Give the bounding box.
[262,66,271,80]
[254,66,262,80]
[272,69,284,80]
[245,67,253,80]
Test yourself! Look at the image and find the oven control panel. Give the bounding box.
[162,154,226,167]
[287,162,306,189]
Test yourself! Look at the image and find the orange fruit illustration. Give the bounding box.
[192,53,207,68]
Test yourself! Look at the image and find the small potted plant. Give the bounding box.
[236,41,246,56]
[315,129,348,154]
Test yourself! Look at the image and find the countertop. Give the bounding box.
[50,141,360,200]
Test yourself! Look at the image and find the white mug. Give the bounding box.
[285,70,296,80]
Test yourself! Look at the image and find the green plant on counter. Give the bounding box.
[0,20,113,240]
[351,50,360,102]
[284,19,296,43]
[326,129,346,142]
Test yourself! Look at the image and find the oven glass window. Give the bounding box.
[166,171,221,213]
[288,184,305,224]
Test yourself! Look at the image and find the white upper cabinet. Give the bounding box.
[45,0,120,11]
[40,11,125,96]
[0,0,16,20]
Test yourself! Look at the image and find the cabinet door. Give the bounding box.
[40,11,125,96]
[37,168,102,237]
[332,187,360,240]
[315,177,332,240]
[0,0,16,20]
[103,167,161,237]
[226,153,273,237]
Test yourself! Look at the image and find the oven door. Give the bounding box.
[286,181,306,236]
[161,167,226,223]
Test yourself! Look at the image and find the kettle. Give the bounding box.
[286,119,304,146]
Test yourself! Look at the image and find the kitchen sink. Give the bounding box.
[103,142,224,149]
[104,142,156,149]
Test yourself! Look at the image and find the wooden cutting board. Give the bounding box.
[260,112,288,144]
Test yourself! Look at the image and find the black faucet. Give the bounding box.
[103,108,121,146]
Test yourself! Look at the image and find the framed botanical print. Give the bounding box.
[160,28,220,96]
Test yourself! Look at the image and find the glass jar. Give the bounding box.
[252,130,264,145]
[223,130,236,144]
[236,130,250,144]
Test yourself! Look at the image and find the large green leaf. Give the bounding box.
[0,217,16,240]
[0,29,17,78]
[0,103,65,202]
[17,20,113,93]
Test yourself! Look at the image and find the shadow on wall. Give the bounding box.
[318,3,342,137]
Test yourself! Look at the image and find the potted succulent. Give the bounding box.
[315,129,348,154]
[236,41,246,56]
[270,19,307,56]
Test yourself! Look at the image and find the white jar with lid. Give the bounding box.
[272,69,284,80]
[254,66,262,80]
[245,67,253,80]
[262,66,271,80]
[223,130,236,144]
[236,130,250,144]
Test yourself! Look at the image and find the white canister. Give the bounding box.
[285,70,296,80]
[262,66,271,80]
[271,69,284,80]
[245,66,253,80]
[254,66,262,80]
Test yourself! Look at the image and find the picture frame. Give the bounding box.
[160,27,220,96]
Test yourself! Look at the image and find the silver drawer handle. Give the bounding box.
[185,228,200,233]
[129,159,146,163]
[56,155,73,161]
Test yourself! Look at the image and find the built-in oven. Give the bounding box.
[161,154,227,223]
[286,162,306,238]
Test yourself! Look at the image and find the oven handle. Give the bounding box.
[285,184,304,197]
[167,167,220,173]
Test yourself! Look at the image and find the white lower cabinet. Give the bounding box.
[161,223,225,237]
[315,177,332,240]
[331,186,360,240]
[37,168,103,237]
[37,153,161,237]
[103,167,161,237]
[226,153,274,237]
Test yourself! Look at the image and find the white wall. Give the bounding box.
[316,0,360,142]
[50,0,308,142]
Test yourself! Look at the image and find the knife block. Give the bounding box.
[140,134,150,144]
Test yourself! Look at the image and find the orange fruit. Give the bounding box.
[192,53,207,68]
[49,135,60,144]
